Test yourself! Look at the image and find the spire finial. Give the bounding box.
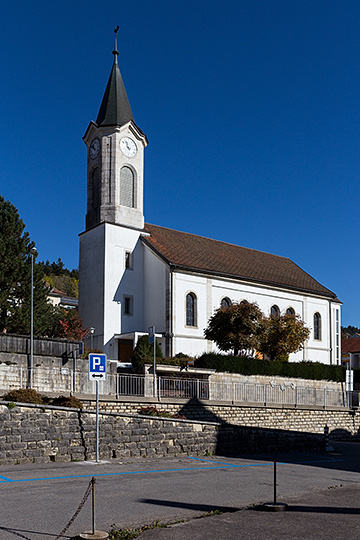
[113,25,120,63]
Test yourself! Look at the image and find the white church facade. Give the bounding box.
[79,34,341,366]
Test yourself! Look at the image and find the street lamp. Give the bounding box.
[30,247,37,389]
[90,326,95,350]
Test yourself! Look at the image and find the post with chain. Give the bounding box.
[78,477,109,539]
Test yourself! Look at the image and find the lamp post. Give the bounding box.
[30,247,37,389]
[90,326,95,350]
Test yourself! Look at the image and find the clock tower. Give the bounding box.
[83,29,148,231]
[79,29,149,358]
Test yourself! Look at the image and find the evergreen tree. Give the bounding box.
[0,196,52,335]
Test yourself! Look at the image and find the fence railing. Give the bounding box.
[0,365,351,409]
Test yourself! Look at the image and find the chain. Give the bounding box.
[55,477,95,540]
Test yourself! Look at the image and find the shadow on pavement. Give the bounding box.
[139,498,239,514]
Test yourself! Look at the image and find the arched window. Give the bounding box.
[270,305,280,318]
[286,307,295,316]
[221,297,231,308]
[314,312,321,340]
[120,166,135,208]
[91,167,100,208]
[186,293,197,327]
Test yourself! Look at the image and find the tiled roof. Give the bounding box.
[342,337,360,354]
[143,223,338,299]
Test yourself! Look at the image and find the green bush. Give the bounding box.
[2,388,45,404]
[50,395,83,409]
[132,335,163,373]
[194,353,345,382]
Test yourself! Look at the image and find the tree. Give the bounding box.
[204,301,264,356]
[132,334,163,372]
[57,307,88,341]
[0,196,53,335]
[258,313,310,361]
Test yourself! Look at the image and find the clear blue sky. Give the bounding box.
[1,1,360,327]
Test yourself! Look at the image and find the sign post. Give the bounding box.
[89,354,107,462]
[148,326,156,398]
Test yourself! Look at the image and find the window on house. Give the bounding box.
[125,251,133,270]
[120,166,135,208]
[314,312,321,340]
[270,305,280,318]
[124,296,133,316]
[186,293,197,327]
[286,307,295,316]
[221,297,232,308]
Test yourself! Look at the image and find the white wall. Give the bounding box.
[171,270,341,364]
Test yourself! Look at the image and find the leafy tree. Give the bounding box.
[58,308,88,341]
[258,313,310,361]
[204,301,264,356]
[0,196,53,335]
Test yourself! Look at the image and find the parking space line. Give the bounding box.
[0,475,13,482]
[0,456,344,485]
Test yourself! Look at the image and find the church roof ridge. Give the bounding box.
[143,222,339,300]
[96,27,134,127]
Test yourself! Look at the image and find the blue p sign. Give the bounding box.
[89,353,107,380]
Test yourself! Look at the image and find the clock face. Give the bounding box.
[120,137,137,158]
[89,138,100,159]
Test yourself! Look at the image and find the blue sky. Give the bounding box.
[1,1,360,326]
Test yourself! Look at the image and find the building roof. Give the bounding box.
[142,223,338,300]
[342,337,360,354]
[96,47,133,128]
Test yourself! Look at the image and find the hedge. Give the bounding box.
[194,353,346,382]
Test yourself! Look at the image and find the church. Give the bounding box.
[79,34,341,366]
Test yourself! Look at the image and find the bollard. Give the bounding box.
[324,425,330,452]
[261,460,288,512]
[79,478,109,540]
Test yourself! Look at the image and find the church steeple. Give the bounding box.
[83,27,148,231]
[96,26,134,127]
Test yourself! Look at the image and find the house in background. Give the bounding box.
[341,337,360,368]
[79,34,341,366]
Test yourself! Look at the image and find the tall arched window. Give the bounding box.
[221,297,231,308]
[91,167,100,209]
[286,307,295,316]
[186,293,197,327]
[120,166,135,208]
[270,305,280,318]
[314,312,322,340]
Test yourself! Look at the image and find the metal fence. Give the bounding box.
[0,365,351,409]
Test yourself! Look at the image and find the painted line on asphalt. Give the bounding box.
[0,460,275,484]
[0,456,344,484]
[0,475,13,482]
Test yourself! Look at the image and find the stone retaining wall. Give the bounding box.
[0,402,330,465]
[83,397,360,439]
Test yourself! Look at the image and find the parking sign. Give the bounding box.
[89,353,107,381]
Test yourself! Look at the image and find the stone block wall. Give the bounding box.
[83,397,360,440]
[0,402,328,466]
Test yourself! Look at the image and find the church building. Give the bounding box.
[79,34,341,366]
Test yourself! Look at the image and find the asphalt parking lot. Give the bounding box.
[1,441,360,539]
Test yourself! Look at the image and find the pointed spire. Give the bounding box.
[96,26,134,127]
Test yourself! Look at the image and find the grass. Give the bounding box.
[108,510,224,539]
[108,521,165,539]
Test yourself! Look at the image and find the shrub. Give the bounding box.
[50,395,83,409]
[2,388,45,404]
[138,406,185,419]
[132,335,163,373]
